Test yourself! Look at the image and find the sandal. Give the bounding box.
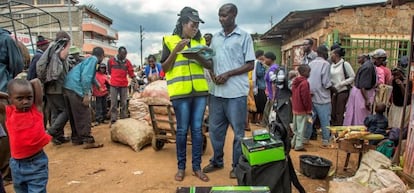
[83,143,104,149]
[175,169,185,181]
[193,170,209,182]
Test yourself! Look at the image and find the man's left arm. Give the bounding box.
[127,60,136,78]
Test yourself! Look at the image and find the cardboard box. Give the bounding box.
[176,186,270,193]
[242,137,285,166]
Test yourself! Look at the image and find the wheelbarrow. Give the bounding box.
[148,104,208,154]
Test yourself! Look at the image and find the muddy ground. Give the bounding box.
[5,123,362,193]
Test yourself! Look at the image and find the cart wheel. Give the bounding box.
[202,134,207,155]
[152,137,165,151]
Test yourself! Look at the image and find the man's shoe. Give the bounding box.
[72,140,83,146]
[202,163,223,173]
[229,169,236,179]
[52,136,70,145]
[83,136,96,144]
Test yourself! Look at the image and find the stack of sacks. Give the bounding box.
[140,80,176,130]
[128,92,148,121]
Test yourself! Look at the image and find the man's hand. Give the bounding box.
[82,95,91,107]
[215,72,231,85]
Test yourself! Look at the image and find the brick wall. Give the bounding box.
[326,2,414,35]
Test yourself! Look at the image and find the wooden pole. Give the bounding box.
[393,16,414,166]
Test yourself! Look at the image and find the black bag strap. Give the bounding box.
[273,112,306,193]
[288,156,306,193]
[342,61,349,79]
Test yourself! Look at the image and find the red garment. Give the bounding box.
[93,72,109,97]
[291,76,312,115]
[5,104,51,159]
[108,57,135,87]
[378,65,392,85]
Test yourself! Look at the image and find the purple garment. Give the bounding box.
[343,86,375,126]
[265,64,278,100]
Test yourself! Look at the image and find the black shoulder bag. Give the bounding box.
[342,62,352,90]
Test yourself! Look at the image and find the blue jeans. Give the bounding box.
[10,150,48,193]
[305,103,331,144]
[172,96,207,171]
[208,95,247,168]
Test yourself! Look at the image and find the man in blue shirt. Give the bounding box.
[202,3,255,179]
[63,47,105,147]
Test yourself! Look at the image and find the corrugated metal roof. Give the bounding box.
[261,2,387,39]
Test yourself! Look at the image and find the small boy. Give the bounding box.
[364,102,388,145]
[92,63,109,125]
[0,79,51,193]
[291,65,312,151]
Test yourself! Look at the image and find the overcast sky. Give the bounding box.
[77,0,384,66]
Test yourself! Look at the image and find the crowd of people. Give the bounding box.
[0,2,411,192]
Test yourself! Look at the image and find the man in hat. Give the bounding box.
[27,35,50,80]
[68,46,83,69]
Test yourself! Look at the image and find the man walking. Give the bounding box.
[108,47,136,124]
[202,3,255,179]
[36,31,71,145]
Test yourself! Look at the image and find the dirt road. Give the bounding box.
[5,123,359,193]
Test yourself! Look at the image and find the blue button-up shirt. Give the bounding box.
[210,26,255,98]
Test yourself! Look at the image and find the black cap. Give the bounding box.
[178,7,204,23]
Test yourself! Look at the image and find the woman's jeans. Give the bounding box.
[172,96,207,171]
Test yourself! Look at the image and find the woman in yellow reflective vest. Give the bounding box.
[160,7,212,182]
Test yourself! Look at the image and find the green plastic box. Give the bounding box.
[242,137,285,166]
[176,186,270,193]
[253,129,271,141]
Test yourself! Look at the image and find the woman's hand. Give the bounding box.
[365,100,371,111]
[172,39,190,54]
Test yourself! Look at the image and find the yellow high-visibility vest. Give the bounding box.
[163,35,209,99]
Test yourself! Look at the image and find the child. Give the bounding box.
[288,70,298,90]
[364,102,388,145]
[92,63,109,125]
[0,79,51,193]
[291,65,312,151]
